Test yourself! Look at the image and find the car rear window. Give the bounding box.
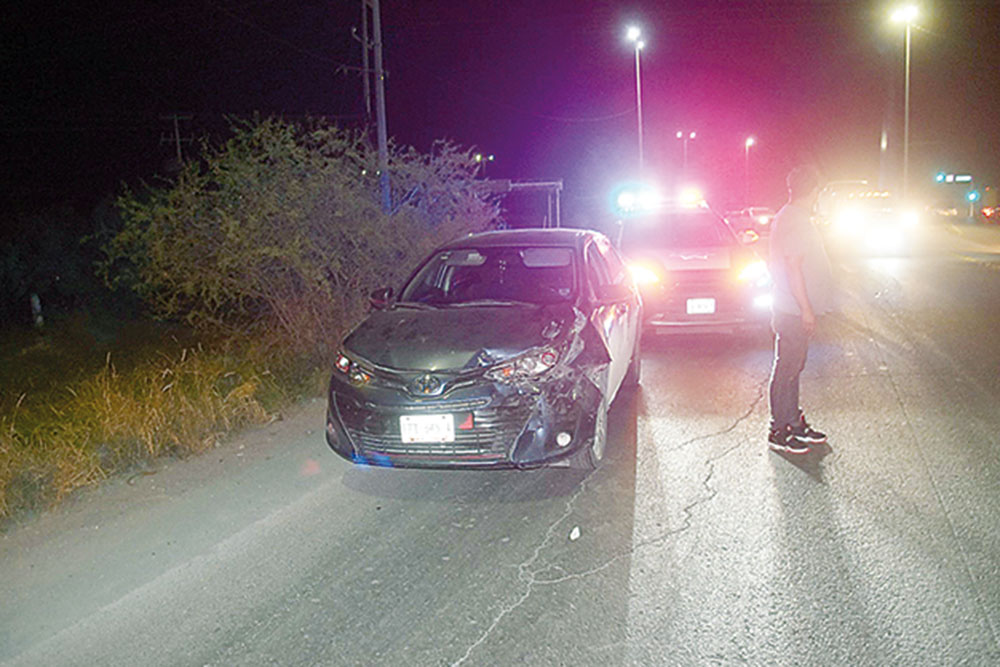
[520,247,572,267]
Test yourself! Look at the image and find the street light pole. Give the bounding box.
[892,5,918,202]
[902,19,912,201]
[626,26,645,176]
[744,136,755,206]
[676,130,696,176]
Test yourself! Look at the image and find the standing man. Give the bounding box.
[767,165,834,454]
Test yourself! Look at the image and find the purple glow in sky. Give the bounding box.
[2,0,998,214]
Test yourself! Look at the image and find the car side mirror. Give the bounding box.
[596,283,631,303]
[738,229,760,245]
[369,286,394,309]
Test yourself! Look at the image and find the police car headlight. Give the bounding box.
[738,260,771,287]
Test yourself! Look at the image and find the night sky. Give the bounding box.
[3,0,998,219]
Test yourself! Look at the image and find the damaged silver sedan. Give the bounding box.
[325,228,642,469]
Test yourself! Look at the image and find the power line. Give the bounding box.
[206,0,351,67]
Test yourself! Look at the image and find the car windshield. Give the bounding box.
[621,210,736,249]
[398,245,577,305]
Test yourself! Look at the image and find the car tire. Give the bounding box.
[623,334,641,388]
[571,395,609,470]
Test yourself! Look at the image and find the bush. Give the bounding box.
[101,116,500,359]
[1,116,502,522]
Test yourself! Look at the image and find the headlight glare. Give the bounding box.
[628,262,660,285]
[738,260,771,286]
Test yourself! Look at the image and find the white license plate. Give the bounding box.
[686,298,716,314]
[400,414,455,443]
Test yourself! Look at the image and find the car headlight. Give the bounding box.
[834,208,863,235]
[627,262,660,285]
[335,351,372,387]
[485,346,560,382]
[737,259,771,287]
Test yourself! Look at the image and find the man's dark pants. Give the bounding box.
[769,311,809,430]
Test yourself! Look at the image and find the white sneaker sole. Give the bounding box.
[768,441,810,454]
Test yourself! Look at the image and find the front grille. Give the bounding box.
[337,394,530,459]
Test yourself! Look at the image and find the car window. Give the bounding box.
[597,238,628,286]
[399,246,576,305]
[620,210,735,249]
[585,243,613,295]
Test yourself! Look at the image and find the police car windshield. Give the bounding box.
[621,210,735,249]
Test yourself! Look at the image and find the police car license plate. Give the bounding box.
[400,414,455,443]
[686,298,716,314]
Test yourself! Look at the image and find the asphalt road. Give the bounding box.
[2,220,999,666]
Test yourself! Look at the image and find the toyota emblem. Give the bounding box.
[411,373,444,396]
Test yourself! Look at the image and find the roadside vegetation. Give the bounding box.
[1,116,500,522]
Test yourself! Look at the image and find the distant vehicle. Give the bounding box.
[325,228,641,470]
[824,190,920,255]
[725,206,776,234]
[617,197,772,336]
[816,180,873,225]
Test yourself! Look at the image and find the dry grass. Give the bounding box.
[0,339,320,522]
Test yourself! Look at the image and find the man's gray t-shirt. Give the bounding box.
[769,201,834,316]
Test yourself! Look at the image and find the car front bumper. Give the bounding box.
[325,369,602,469]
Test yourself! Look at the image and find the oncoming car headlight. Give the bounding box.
[335,351,372,387]
[834,208,863,235]
[485,346,560,382]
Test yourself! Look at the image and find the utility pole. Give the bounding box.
[351,1,372,124]
[360,1,371,123]
[355,0,390,211]
[370,0,390,212]
[159,114,193,164]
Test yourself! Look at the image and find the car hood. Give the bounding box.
[343,303,575,371]
[636,245,738,271]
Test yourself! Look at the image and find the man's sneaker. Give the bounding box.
[795,414,828,444]
[768,425,810,454]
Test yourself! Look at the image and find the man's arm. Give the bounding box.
[785,252,816,336]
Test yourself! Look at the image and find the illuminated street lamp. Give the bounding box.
[626,26,645,174]
[967,189,980,218]
[891,5,919,201]
[676,130,696,175]
[744,136,756,205]
[474,152,495,177]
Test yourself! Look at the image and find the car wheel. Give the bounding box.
[623,334,641,387]
[572,395,609,470]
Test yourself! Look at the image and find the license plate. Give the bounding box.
[400,414,455,443]
[686,297,716,314]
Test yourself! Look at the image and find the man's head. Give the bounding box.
[787,165,821,202]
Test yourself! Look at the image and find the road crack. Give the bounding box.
[450,379,767,665]
[450,473,592,667]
